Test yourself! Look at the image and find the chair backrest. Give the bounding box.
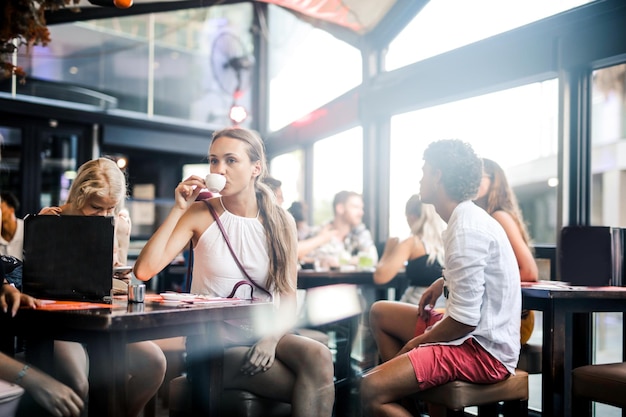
[559,226,613,286]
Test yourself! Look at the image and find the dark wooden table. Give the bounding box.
[1,296,272,417]
[297,269,407,298]
[522,284,626,417]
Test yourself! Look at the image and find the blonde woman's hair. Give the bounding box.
[66,158,127,212]
[405,194,445,267]
[210,127,297,294]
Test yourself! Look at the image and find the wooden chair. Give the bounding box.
[414,369,529,417]
[168,375,292,417]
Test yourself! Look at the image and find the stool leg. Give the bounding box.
[501,399,528,417]
[427,403,447,417]
[478,402,499,417]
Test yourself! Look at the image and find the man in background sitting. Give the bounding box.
[300,190,378,269]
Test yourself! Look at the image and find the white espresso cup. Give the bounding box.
[205,173,226,193]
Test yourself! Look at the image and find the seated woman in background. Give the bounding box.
[287,201,311,241]
[373,194,445,305]
[368,195,446,366]
[133,127,335,417]
[39,157,166,417]
[474,157,538,344]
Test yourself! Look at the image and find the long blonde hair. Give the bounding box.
[405,194,445,267]
[66,158,127,211]
[475,158,533,247]
[210,127,297,294]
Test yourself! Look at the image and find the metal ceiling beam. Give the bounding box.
[364,0,429,49]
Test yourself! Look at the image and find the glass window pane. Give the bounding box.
[268,5,362,131]
[386,0,593,71]
[591,65,625,417]
[270,150,304,209]
[0,126,23,208]
[389,80,558,246]
[312,127,362,225]
[39,131,79,209]
[591,63,626,227]
[9,4,253,127]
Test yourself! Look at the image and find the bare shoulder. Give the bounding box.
[181,198,218,234]
[491,210,517,230]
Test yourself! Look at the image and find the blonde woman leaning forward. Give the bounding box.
[474,157,538,344]
[134,127,334,417]
[39,158,166,417]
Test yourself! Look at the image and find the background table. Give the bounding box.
[298,269,406,300]
[522,284,626,417]
[0,297,272,417]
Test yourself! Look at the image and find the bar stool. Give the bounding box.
[168,375,291,417]
[414,369,529,417]
[572,362,626,415]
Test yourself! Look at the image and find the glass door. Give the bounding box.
[0,115,94,216]
[39,130,80,209]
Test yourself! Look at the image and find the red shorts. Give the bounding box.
[408,312,510,391]
[414,308,444,337]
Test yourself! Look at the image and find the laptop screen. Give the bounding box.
[22,215,115,301]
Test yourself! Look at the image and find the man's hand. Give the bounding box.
[417,277,444,321]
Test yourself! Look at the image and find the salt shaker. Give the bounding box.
[128,284,146,303]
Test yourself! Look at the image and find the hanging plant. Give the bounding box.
[0,0,79,81]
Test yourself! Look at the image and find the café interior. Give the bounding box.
[2,0,626,416]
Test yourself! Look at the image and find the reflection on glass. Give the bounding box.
[312,127,362,225]
[386,0,593,71]
[389,80,558,244]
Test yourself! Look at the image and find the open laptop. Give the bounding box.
[22,214,115,301]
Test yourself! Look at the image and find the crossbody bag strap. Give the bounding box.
[204,200,273,300]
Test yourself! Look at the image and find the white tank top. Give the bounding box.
[190,199,271,301]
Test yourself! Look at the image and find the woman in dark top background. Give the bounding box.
[373,194,445,305]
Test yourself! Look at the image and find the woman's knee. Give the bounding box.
[291,338,334,383]
[129,341,166,382]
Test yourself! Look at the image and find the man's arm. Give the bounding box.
[397,316,476,356]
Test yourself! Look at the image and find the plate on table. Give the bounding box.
[159,292,198,302]
[113,265,133,275]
